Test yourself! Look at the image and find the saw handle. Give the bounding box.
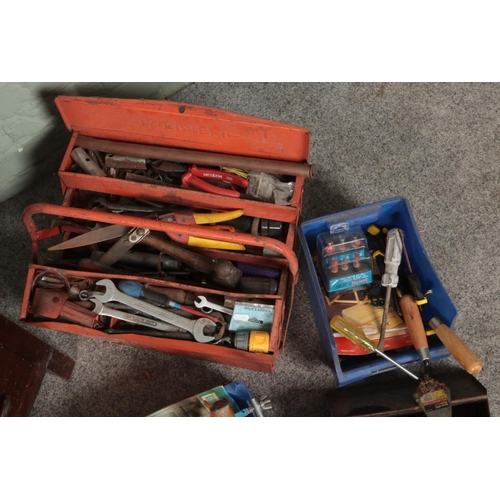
[433,322,483,375]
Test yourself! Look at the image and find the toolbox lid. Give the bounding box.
[55,96,310,163]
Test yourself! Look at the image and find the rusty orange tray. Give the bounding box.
[55,97,312,224]
[20,203,299,373]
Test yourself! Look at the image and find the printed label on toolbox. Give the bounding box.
[328,271,373,293]
[229,302,275,332]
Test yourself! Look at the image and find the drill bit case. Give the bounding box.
[18,97,312,373]
[316,224,373,295]
[298,197,458,386]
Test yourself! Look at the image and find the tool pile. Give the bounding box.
[24,192,290,353]
[69,140,298,205]
[319,220,483,416]
[18,96,313,373]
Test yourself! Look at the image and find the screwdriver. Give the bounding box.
[330,315,420,380]
[378,228,403,351]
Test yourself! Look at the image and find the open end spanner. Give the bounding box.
[94,279,215,343]
[90,298,179,332]
[194,296,234,316]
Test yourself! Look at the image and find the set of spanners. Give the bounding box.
[90,298,180,333]
[90,279,216,343]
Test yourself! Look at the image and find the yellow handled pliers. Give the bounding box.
[160,209,246,251]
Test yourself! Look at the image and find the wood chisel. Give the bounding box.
[398,230,482,375]
[428,317,482,375]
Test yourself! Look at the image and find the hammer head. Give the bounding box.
[212,259,243,289]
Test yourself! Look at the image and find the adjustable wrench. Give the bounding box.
[94,279,215,343]
[194,296,234,316]
[90,298,180,332]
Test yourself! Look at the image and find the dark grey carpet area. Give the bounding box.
[1,82,497,417]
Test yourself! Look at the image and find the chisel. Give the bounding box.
[428,316,482,375]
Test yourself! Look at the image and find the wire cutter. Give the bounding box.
[160,209,246,250]
[181,165,249,198]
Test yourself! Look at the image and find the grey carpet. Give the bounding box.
[1,82,497,417]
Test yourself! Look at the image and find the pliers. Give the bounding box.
[160,209,246,251]
[181,165,249,198]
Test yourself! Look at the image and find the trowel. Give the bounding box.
[399,294,452,417]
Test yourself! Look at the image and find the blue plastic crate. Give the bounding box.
[298,197,456,387]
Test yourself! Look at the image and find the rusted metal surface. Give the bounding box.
[23,203,299,280]
[19,97,309,372]
[75,136,314,179]
[29,288,101,329]
[104,153,147,170]
[70,147,106,177]
[59,171,304,223]
[21,263,286,372]
[55,97,310,164]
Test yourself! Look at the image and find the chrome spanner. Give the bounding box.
[194,296,234,316]
[94,279,215,343]
[90,298,181,332]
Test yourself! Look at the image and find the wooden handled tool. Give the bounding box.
[400,294,453,416]
[428,317,483,375]
[400,294,430,368]
[401,294,483,375]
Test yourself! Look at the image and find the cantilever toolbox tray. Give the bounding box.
[19,97,312,373]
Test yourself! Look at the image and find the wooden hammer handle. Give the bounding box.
[434,323,483,375]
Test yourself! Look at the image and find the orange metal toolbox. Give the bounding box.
[19,97,312,373]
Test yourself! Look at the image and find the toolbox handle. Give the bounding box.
[22,203,299,284]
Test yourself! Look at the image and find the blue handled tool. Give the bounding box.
[117,280,223,325]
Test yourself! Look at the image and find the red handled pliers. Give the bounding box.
[181,165,249,198]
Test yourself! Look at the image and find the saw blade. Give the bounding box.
[48,225,130,251]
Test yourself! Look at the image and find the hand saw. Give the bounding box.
[47,212,246,289]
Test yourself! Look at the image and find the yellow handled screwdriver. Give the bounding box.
[330,315,420,381]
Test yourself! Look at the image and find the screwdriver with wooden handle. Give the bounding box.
[400,294,483,375]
